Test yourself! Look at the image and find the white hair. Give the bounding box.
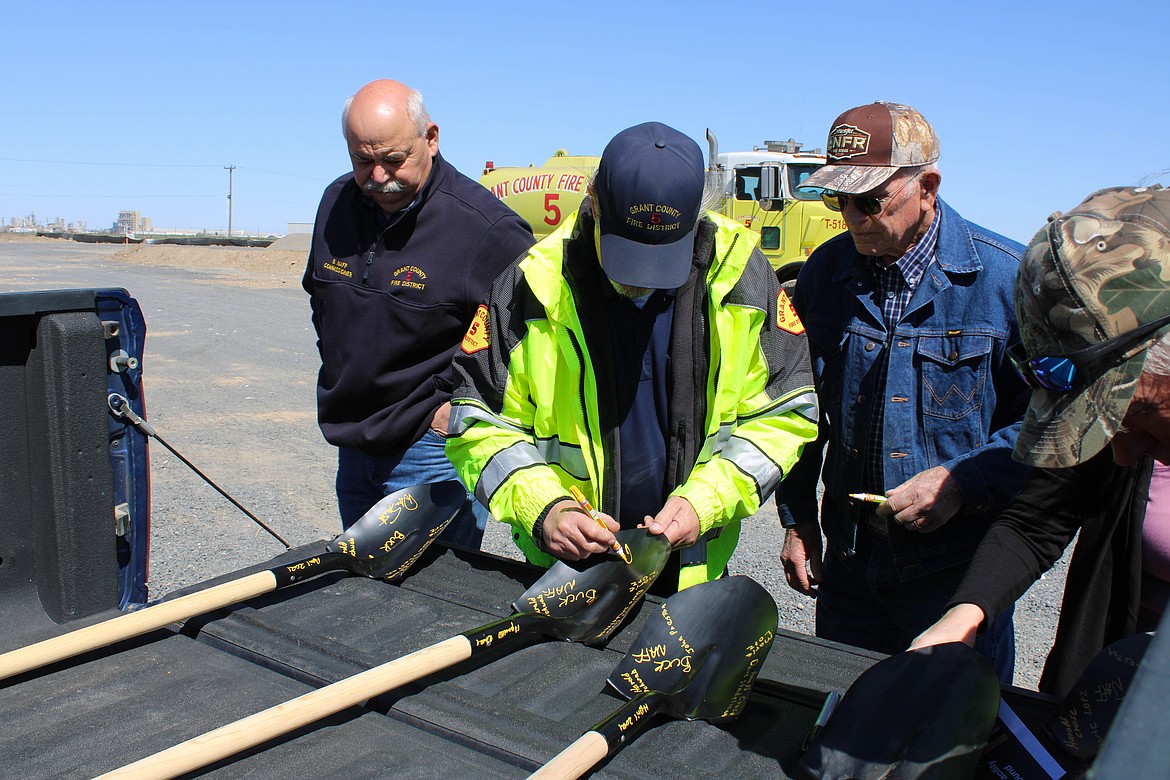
[341,87,430,138]
[1144,331,1170,377]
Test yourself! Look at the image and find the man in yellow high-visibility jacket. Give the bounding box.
[447,122,818,592]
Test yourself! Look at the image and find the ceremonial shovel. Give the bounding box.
[0,480,464,683]
[531,575,779,779]
[98,529,671,780]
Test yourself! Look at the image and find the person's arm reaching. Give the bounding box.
[908,455,1106,649]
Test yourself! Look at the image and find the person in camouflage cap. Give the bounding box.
[912,185,1170,700]
[1012,185,1170,467]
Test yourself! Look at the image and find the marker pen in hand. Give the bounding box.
[569,486,632,564]
[848,492,888,505]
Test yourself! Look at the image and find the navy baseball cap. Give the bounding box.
[595,122,704,289]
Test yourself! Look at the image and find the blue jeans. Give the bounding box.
[335,430,488,550]
[816,527,1016,685]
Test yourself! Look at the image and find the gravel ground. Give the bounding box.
[3,238,1071,692]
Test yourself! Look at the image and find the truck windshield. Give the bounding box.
[789,164,827,201]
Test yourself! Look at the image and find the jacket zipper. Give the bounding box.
[699,233,738,447]
[362,209,414,287]
[567,329,601,500]
[679,229,737,563]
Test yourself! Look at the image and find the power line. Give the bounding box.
[0,157,220,169]
[0,192,222,199]
[236,166,323,181]
[0,158,325,181]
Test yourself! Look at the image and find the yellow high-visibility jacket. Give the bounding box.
[447,207,818,590]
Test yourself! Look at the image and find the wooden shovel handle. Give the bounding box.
[528,731,610,780]
[95,634,475,780]
[0,570,278,682]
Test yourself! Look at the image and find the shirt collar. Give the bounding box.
[870,208,941,286]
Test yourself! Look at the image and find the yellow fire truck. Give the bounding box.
[479,131,847,281]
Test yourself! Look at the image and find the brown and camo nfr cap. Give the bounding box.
[802,101,940,195]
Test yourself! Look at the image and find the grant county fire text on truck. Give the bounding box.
[479,130,847,282]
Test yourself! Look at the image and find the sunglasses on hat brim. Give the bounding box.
[1009,312,1170,392]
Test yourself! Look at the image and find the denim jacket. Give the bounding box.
[776,199,1032,579]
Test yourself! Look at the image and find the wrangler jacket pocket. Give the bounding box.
[916,334,992,421]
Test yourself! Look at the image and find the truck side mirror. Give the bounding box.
[758,167,784,212]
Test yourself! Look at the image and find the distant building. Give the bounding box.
[114,211,140,235]
[286,222,313,235]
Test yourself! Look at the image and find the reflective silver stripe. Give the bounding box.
[535,436,588,481]
[449,403,529,438]
[773,389,819,424]
[697,423,735,462]
[476,440,545,505]
[721,434,782,499]
[737,389,819,426]
[696,390,816,465]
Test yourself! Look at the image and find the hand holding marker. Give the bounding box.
[569,486,632,564]
[848,492,888,505]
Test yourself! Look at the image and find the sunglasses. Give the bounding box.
[1008,312,1170,392]
[821,169,922,216]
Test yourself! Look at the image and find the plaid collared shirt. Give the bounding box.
[862,210,941,493]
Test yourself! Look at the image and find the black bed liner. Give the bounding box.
[3,537,1084,778]
[5,287,1166,779]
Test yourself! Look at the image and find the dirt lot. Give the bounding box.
[110,244,310,287]
[0,234,310,286]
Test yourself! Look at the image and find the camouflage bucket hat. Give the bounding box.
[1014,185,1170,468]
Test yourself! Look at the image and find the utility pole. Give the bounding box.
[224,165,236,237]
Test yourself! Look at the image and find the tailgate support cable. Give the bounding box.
[108,393,292,549]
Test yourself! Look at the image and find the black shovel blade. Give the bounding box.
[1044,631,1154,760]
[511,529,671,645]
[796,643,1000,780]
[608,575,778,722]
[323,480,465,580]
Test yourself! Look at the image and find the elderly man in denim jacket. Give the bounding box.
[776,101,1031,682]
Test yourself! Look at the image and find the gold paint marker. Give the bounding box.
[848,492,888,505]
[569,486,632,564]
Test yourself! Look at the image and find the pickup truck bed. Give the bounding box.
[2,541,885,778]
[4,286,1166,779]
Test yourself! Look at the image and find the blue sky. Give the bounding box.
[1,0,1165,243]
